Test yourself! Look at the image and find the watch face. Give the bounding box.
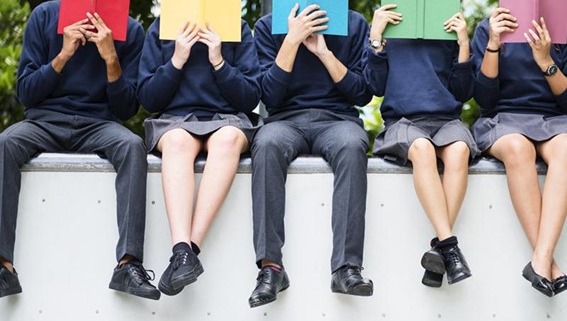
[548,65,558,75]
[371,39,382,49]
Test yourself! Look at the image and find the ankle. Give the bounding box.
[261,260,281,271]
[1,260,13,273]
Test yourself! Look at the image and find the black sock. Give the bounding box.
[436,236,458,249]
[191,242,201,256]
[173,242,192,253]
[430,237,440,248]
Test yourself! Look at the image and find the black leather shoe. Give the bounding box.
[552,275,567,296]
[522,262,554,297]
[422,270,443,288]
[0,265,22,298]
[109,260,161,300]
[440,245,472,284]
[421,249,445,274]
[249,266,289,308]
[331,266,373,296]
[159,247,203,296]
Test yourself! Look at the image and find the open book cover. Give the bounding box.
[382,0,460,40]
[159,0,241,42]
[500,0,567,44]
[272,0,348,36]
[57,0,130,42]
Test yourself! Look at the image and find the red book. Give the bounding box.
[57,0,130,42]
[500,0,567,44]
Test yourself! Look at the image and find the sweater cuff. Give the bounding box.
[335,70,357,93]
[162,60,184,83]
[454,57,474,71]
[267,63,292,85]
[366,47,388,69]
[43,63,62,83]
[476,71,499,89]
[107,76,129,95]
[213,61,234,83]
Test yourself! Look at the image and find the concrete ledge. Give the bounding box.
[21,153,548,175]
[6,153,565,321]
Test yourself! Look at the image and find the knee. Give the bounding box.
[408,138,436,163]
[498,135,536,167]
[442,142,470,170]
[251,129,282,156]
[159,129,195,154]
[209,126,247,154]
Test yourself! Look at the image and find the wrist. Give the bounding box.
[487,39,500,51]
[171,56,185,70]
[538,59,555,72]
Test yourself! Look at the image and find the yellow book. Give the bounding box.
[160,0,241,42]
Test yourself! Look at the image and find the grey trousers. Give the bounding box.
[0,113,147,263]
[251,115,369,272]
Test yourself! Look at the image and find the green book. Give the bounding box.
[382,0,460,40]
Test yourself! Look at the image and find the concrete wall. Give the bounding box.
[1,154,566,321]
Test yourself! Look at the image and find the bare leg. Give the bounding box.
[190,126,249,247]
[437,142,470,228]
[488,134,546,275]
[535,134,567,279]
[156,129,202,246]
[408,138,452,240]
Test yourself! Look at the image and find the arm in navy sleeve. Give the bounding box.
[448,43,475,103]
[137,19,184,113]
[16,8,62,107]
[472,21,500,113]
[363,47,388,97]
[334,18,373,106]
[107,20,144,121]
[213,21,261,113]
[554,46,567,113]
[254,18,292,112]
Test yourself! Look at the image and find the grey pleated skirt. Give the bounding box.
[374,116,480,165]
[472,112,567,152]
[144,112,261,153]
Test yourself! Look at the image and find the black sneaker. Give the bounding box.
[331,265,373,296]
[249,266,290,308]
[0,265,22,298]
[441,244,472,284]
[158,247,203,296]
[109,260,161,300]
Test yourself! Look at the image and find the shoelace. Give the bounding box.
[128,263,156,284]
[171,250,190,270]
[445,250,460,265]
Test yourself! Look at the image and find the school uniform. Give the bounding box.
[364,39,479,164]
[137,18,261,152]
[251,11,373,273]
[0,1,147,265]
[471,19,567,151]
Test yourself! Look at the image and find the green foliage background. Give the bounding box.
[0,0,498,137]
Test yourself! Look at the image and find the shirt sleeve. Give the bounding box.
[213,21,261,113]
[363,47,389,97]
[253,18,292,112]
[137,19,184,114]
[472,20,501,114]
[448,43,475,103]
[107,20,144,121]
[16,7,62,107]
[334,17,373,107]
[555,46,567,113]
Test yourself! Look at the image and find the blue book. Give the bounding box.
[272,0,348,36]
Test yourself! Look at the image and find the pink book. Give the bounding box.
[57,0,130,42]
[500,0,566,44]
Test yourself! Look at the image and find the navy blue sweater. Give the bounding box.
[16,1,144,121]
[472,19,567,117]
[137,19,261,117]
[365,39,474,124]
[254,11,373,118]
